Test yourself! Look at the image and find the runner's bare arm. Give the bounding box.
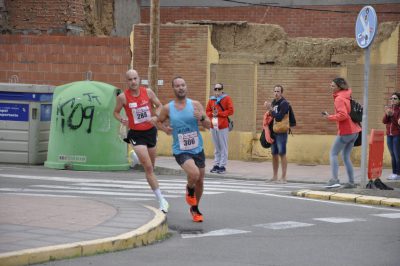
[157,104,173,135]
[113,94,128,126]
[193,100,211,129]
[147,88,163,125]
[147,88,163,116]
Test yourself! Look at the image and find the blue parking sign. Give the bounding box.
[355,6,377,49]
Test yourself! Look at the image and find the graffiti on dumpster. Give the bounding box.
[56,93,102,134]
[83,92,101,105]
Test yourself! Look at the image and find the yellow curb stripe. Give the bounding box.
[0,205,167,266]
[356,196,387,205]
[292,189,400,208]
[304,191,336,200]
[381,198,400,208]
[291,189,312,197]
[330,193,361,203]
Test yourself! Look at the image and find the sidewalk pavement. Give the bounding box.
[1,157,400,266]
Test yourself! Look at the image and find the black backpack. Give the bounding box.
[349,98,363,123]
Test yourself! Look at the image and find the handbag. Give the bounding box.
[217,102,234,132]
[354,131,362,147]
[228,118,234,131]
[259,129,271,148]
[273,114,289,133]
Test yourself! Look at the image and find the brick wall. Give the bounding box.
[398,26,400,91]
[347,64,398,130]
[0,35,131,88]
[207,64,397,135]
[210,64,256,132]
[133,24,209,105]
[257,66,341,134]
[4,0,85,34]
[141,4,400,38]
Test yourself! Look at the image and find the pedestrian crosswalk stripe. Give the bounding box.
[0,188,181,198]
[0,174,315,200]
[313,217,367,223]
[372,213,400,219]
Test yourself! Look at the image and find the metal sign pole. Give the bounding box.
[355,5,377,188]
[360,46,370,188]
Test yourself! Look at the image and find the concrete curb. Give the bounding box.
[0,206,168,266]
[292,190,400,208]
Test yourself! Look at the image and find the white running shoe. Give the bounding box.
[325,178,341,188]
[387,173,398,180]
[159,198,169,213]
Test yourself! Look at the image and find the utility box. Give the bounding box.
[44,81,129,171]
[0,83,54,164]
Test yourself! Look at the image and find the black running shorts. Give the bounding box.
[124,127,157,148]
[174,150,205,168]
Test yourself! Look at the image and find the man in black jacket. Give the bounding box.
[265,85,289,183]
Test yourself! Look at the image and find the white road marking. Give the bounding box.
[0,174,302,198]
[0,188,180,197]
[1,174,398,212]
[0,192,152,201]
[254,221,314,230]
[313,217,367,223]
[372,213,400,219]
[181,229,250,239]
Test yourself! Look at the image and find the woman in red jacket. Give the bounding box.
[322,78,362,188]
[205,83,234,174]
[382,92,400,180]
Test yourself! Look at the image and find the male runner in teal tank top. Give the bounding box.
[158,76,211,222]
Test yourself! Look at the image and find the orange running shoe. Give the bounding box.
[190,206,203,223]
[185,185,197,206]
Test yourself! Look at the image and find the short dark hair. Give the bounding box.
[274,84,284,93]
[332,78,349,90]
[171,76,183,87]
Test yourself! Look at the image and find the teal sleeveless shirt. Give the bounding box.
[169,99,203,155]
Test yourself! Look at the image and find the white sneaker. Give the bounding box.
[325,178,341,188]
[159,198,169,213]
[387,174,398,180]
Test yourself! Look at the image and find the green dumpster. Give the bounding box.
[44,81,129,170]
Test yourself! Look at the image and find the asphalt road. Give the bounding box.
[1,166,400,266]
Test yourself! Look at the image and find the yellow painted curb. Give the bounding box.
[304,191,336,200]
[330,193,361,203]
[381,198,400,208]
[0,206,167,266]
[291,189,312,197]
[356,196,387,205]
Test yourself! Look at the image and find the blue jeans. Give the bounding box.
[387,135,400,175]
[330,133,358,183]
[271,133,288,155]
